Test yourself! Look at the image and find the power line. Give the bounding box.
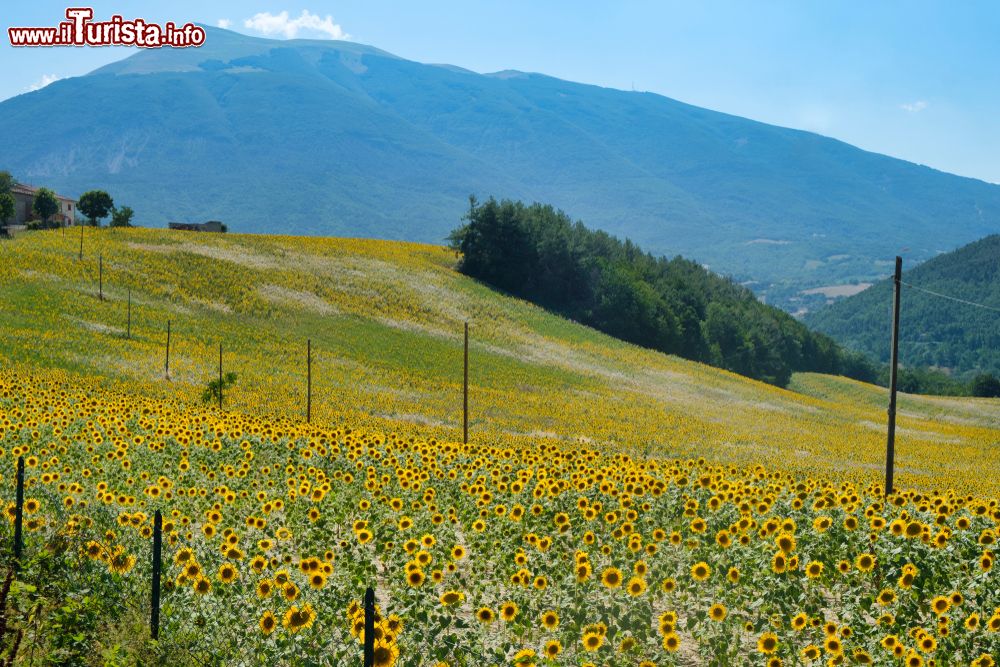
[900,280,1000,314]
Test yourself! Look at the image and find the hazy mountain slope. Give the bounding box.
[2,26,999,308]
[806,235,1000,376]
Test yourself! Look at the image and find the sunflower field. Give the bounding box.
[0,228,999,665]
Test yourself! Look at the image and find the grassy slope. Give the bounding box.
[1,228,998,493]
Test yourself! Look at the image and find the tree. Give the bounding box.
[78,190,114,226]
[0,171,13,196]
[32,188,59,225]
[110,205,134,228]
[970,373,1000,398]
[0,193,13,228]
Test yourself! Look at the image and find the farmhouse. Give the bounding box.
[168,220,226,233]
[10,183,77,226]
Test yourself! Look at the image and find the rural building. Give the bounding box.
[168,220,226,233]
[9,183,77,227]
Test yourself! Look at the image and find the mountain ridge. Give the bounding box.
[2,25,998,309]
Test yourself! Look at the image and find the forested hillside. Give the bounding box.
[449,197,875,387]
[807,235,1000,379]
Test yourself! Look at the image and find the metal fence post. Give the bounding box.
[13,456,24,571]
[151,510,162,640]
[363,586,375,667]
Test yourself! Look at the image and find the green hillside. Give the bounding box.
[1,227,998,494]
[2,26,1000,309]
[807,235,1000,378]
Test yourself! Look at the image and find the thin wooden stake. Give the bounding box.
[79,224,83,260]
[99,254,103,301]
[885,256,903,498]
[127,289,131,339]
[150,510,162,640]
[165,320,171,380]
[363,587,376,667]
[306,339,312,423]
[218,342,223,410]
[13,456,24,571]
[463,321,469,444]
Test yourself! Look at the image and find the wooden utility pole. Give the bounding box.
[165,320,171,380]
[463,322,469,444]
[885,256,902,498]
[306,339,312,423]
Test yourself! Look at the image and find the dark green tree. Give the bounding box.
[0,171,14,196]
[78,190,114,226]
[109,205,134,228]
[0,193,14,229]
[32,188,59,226]
[970,373,1000,398]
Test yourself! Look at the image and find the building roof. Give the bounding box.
[11,183,76,203]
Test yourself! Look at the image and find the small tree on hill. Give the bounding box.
[0,171,14,197]
[110,205,134,228]
[0,193,13,229]
[971,373,1000,398]
[32,188,59,226]
[78,190,114,226]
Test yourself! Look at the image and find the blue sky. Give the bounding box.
[2,1,999,183]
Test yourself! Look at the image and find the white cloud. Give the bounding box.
[900,100,928,113]
[26,74,61,92]
[243,10,349,40]
[217,18,232,29]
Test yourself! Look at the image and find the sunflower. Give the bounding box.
[800,644,821,661]
[805,560,823,579]
[500,601,518,622]
[690,561,711,581]
[581,630,604,652]
[757,632,779,654]
[476,607,495,624]
[282,603,316,633]
[709,603,727,622]
[259,610,277,635]
[193,576,212,595]
[661,632,680,652]
[406,569,425,588]
[540,610,559,630]
[600,567,623,588]
[876,588,896,606]
[218,563,238,584]
[930,595,951,616]
[543,640,561,658]
[626,576,647,596]
[855,553,876,572]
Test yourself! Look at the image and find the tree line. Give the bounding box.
[448,197,877,388]
[0,170,133,231]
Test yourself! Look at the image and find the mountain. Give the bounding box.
[805,235,1000,377]
[2,26,999,309]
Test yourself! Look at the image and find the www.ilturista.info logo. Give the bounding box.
[8,8,205,48]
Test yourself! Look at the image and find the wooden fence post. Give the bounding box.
[99,254,103,301]
[306,339,312,423]
[218,342,223,410]
[463,322,469,444]
[126,289,131,340]
[78,224,83,260]
[363,586,375,667]
[13,456,24,571]
[885,256,903,498]
[165,321,171,380]
[150,510,162,640]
